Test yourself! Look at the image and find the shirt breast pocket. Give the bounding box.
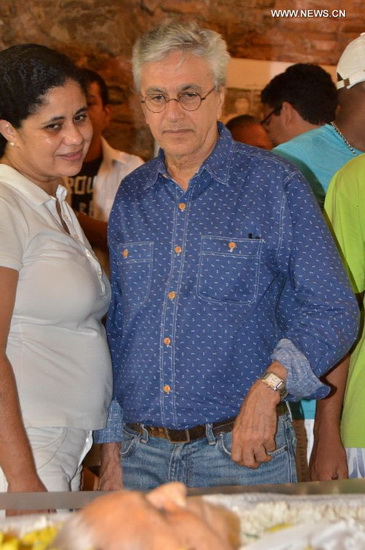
[116,241,153,314]
[197,236,262,305]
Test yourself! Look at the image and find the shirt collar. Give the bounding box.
[100,136,127,168]
[142,122,234,190]
[200,122,234,186]
[0,164,63,205]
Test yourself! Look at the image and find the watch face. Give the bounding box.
[266,372,283,389]
[261,372,287,400]
[262,372,284,390]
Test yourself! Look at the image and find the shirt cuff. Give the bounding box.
[93,399,123,443]
[272,338,330,400]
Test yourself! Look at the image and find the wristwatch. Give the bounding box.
[260,372,287,400]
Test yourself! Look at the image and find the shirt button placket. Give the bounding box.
[161,197,188,423]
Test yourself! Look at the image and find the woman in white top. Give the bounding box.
[0,44,112,502]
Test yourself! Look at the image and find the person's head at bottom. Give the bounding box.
[52,482,240,549]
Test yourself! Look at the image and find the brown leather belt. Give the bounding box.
[126,417,235,443]
[125,402,287,444]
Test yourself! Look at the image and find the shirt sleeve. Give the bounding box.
[0,195,27,270]
[275,167,359,396]
[94,203,126,444]
[273,146,325,210]
[106,232,124,413]
[93,398,123,443]
[272,338,328,400]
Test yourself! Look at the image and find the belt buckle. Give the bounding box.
[166,428,190,444]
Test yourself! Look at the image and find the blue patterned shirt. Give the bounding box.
[95,124,358,442]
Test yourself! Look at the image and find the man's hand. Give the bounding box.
[309,431,348,481]
[98,442,123,491]
[231,379,281,468]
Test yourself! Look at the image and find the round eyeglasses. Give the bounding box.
[140,87,216,113]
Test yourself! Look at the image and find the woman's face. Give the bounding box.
[6,79,92,189]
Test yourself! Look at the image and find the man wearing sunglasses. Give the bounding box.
[260,64,337,209]
[260,64,337,149]
[95,19,358,492]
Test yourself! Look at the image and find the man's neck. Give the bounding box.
[335,111,365,152]
[165,157,200,192]
[165,131,219,192]
[293,120,320,139]
[334,102,365,152]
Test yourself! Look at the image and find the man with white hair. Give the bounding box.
[95,19,358,491]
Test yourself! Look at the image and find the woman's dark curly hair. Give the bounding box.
[0,43,87,155]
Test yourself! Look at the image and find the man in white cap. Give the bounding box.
[272,33,365,482]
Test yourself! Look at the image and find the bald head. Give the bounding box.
[52,483,240,550]
[226,115,272,149]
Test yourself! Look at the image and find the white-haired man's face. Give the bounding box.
[139,50,225,170]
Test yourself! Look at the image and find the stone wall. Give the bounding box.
[0,0,363,159]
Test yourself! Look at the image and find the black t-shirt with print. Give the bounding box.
[67,155,103,217]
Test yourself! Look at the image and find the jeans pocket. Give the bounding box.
[27,427,67,452]
[121,427,140,458]
[267,443,288,458]
[280,414,297,459]
[218,430,233,458]
[218,430,289,460]
[268,415,297,483]
[217,415,295,460]
[26,427,68,469]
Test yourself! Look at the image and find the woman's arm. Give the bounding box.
[0,267,46,494]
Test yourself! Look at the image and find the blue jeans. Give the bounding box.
[121,413,297,490]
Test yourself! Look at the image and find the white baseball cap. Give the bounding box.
[336,32,365,89]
